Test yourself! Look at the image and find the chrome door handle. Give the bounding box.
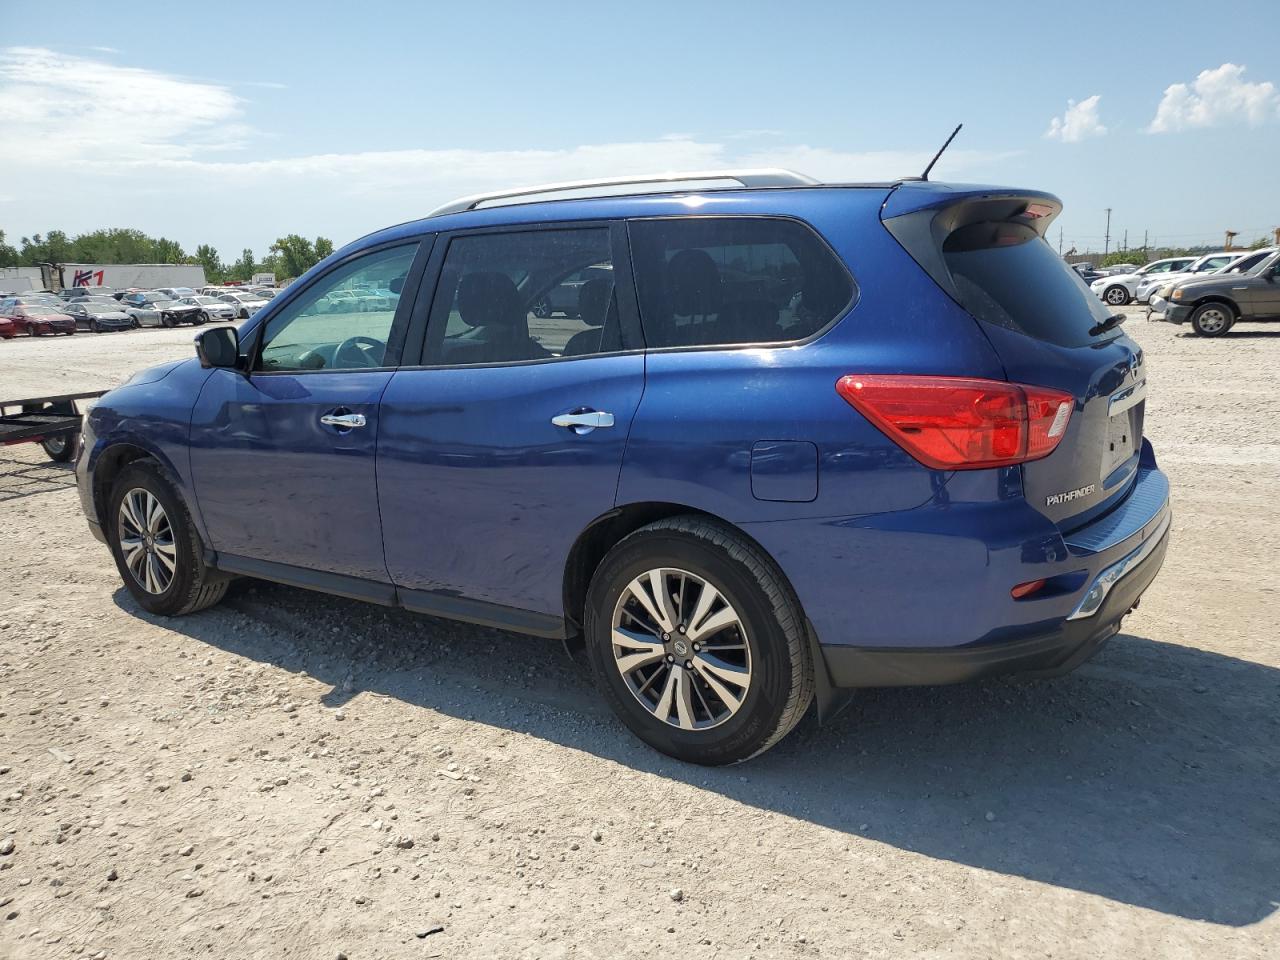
[551,410,615,433]
[320,413,366,429]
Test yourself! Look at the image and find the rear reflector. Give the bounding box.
[1011,578,1047,599]
[835,374,1075,470]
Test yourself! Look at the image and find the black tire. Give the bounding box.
[91,320,102,333]
[532,298,553,319]
[131,318,141,329]
[1190,302,1233,337]
[239,309,249,320]
[1103,285,1130,307]
[160,314,175,328]
[195,311,208,325]
[584,516,814,765]
[107,460,229,616]
[41,433,76,462]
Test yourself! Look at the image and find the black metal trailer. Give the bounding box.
[0,391,106,462]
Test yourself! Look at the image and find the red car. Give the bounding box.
[0,316,16,339]
[1,305,76,336]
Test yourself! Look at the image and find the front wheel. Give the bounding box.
[531,298,553,319]
[195,311,208,325]
[107,460,229,616]
[160,314,175,328]
[239,309,249,319]
[91,320,102,333]
[584,516,814,765]
[1103,285,1130,306]
[1190,302,1233,337]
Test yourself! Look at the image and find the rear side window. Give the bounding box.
[424,228,624,365]
[943,222,1113,348]
[629,217,854,349]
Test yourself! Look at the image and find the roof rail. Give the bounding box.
[426,168,820,218]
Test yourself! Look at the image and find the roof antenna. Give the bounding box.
[920,123,963,181]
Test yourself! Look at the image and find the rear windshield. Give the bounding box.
[943,222,1113,348]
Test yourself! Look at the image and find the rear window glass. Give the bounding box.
[944,222,1114,348]
[629,217,854,349]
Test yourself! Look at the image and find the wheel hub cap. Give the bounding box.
[611,567,752,731]
[117,488,177,595]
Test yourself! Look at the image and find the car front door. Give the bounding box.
[377,223,645,632]
[189,240,429,585]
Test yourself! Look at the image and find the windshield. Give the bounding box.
[943,222,1114,348]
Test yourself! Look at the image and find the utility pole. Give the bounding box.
[1058,226,1063,255]
[1274,226,1280,247]
[1103,208,1112,256]
[1143,230,1148,257]
[1122,229,1128,253]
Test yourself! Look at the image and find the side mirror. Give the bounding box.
[195,326,240,369]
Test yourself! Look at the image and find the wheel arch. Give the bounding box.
[1188,295,1240,317]
[562,500,844,722]
[90,441,187,531]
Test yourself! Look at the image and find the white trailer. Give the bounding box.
[60,263,206,291]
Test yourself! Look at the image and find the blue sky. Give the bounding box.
[2,0,1278,260]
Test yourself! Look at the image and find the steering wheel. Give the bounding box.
[333,335,385,369]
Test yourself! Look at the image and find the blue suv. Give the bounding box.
[77,170,1171,764]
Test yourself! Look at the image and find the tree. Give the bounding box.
[194,244,224,281]
[20,229,73,265]
[153,237,187,265]
[269,234,317,278]
[0,230,18,268]
[314,236,334,262]
[228,248,257,282]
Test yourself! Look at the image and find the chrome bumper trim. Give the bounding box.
[1067,510,1172,620]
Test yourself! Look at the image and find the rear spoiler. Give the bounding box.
[880,185,1064,303]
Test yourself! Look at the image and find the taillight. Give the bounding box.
[835,375,1074,470]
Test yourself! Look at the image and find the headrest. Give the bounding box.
[666,248,721,316]
[576,277,612,328]
[389,275,405,295]
[457,271,521,327]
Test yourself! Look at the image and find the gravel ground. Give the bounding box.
[1,310,1277,959]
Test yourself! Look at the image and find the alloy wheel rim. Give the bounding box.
[1199,309,1227,332]
[117,488,177,594]
[1106,288,1126,304]
[44,436,67,454]
[611,567,753,731]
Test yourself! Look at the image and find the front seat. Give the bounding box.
[664,248,722,345]
[454,271,530,363]
[563,277,615,356]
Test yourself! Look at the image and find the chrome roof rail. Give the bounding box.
[426,168,820,218]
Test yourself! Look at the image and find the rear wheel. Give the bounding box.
[107,460,229,616]
[584,516,813,765]
[1103,285,1130,306]
[1190,302,1233,337]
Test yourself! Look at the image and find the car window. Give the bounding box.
[423,228,622,365]
[628,217,854,349]
[256,243,418,372]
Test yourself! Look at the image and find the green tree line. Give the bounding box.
[0,227,334,283]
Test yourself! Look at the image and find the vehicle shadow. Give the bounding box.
[0,448,75,502]
[115,581,1280,928]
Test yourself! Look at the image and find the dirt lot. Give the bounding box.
[1,312,1277,959]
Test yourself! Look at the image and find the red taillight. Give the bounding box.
[835,375,1074,470]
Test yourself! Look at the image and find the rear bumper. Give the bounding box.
[822,522,1169,687]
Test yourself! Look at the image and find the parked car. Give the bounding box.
[0,315,17,339]
[0,303,76,335]
[1155,249,1280,336]
[531,264,614,318]
[217,292,268,318]
[1134,251,1243,306]
[78,169,1170,764]
[121,292,204,327]
[177,296,238,322]
[65,301,136,333]
[1069,262,1104,285]
[1100,262,1139,276]
[60,286,117,301]
[156,287,197,300]
[1089,256,1196,306]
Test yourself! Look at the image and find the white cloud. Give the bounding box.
[0,47,1022,252]
[1147,63,1280,133]
[1044,95,1107,142]
[88,46,120,54]
[0,46,246,163]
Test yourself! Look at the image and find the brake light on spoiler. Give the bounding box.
[836,375,1074,470]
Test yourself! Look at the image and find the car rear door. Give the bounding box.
[377,222,645,631]
[189,240,429,584]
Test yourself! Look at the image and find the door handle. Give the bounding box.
[320,412,367,429]
[551,410,615,434]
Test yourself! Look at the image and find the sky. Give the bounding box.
[1,0,1278,261]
